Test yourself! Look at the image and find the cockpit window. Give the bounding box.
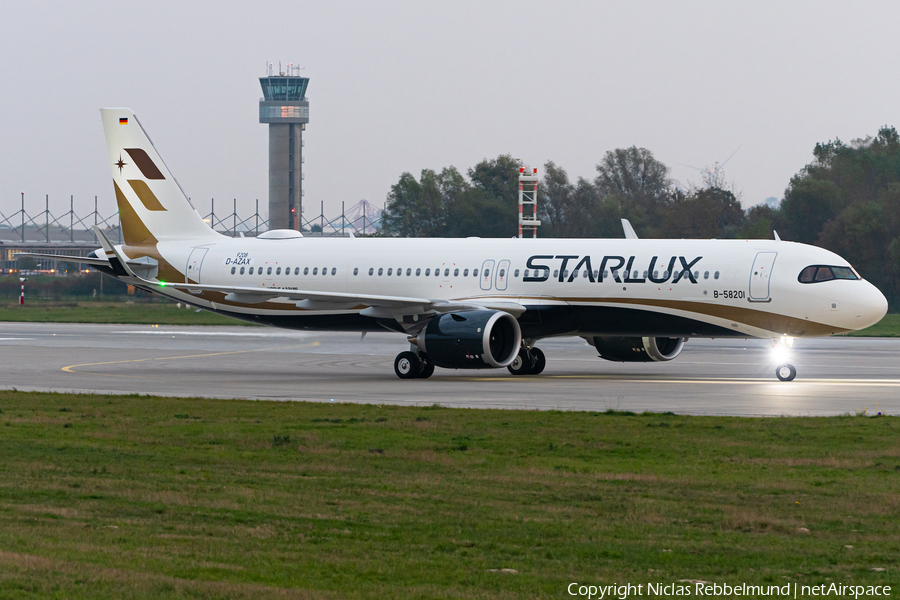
[798,265,859,284]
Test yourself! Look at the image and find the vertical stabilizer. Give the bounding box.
[100,108,219,243]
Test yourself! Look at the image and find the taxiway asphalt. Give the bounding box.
[1,321,898,416]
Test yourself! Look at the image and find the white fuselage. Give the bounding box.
[140,235,887,340]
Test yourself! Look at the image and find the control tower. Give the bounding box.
[259,67,309,230]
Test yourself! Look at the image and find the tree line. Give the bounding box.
[382,126,900,308]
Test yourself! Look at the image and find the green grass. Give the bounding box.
[0,301,258,326]
[844,313,900,337]
[0,392,897,598]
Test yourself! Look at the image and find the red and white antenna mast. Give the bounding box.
[518,166,540,238]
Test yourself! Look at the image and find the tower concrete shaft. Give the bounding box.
[259,73,309,230]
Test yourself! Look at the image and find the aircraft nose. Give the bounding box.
[854,281,888,330]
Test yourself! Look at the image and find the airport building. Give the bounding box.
[259,69,309,231]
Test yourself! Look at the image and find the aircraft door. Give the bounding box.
[495,259,510,291]
[749,251,777,302]
[480,259,495,291]
[186,248,209,284]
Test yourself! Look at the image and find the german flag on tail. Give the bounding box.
[119,117,128,125]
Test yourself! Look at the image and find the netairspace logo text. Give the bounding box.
[567,582,892,599]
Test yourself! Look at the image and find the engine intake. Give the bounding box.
[590,336,686,362]
[417,310,522,369]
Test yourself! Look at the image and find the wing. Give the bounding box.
[91,226,526,322]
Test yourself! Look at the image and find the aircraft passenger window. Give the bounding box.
[704,271,709,279]
[387,268,392,276]
[267,267,272,275]
[463,268,469,276]
[643,271,648,278]
[313,267,318,275]
[240,267,245,275]
[484,269,490,278]
[653,271,658,279]
[435,268,440,276]
[694,271,699,279]
[331,268,337,275]
[633,271,638,279]
[416,268,421,276]
[714,271,720,279]
[444,268,450,276]
[323,267,327,275]
[259,268,263,276]
[249,267,254,274]
[473,269,478,277]
[304,267,309,275]
[406,268,411,276]
[593,270,599,279]
[276,267,282,275]
[611,270,618,280]
[425,268,430,276]
[378,268,383,275]
[369,268,374,276]
[523,269,529,278]
[295,267,299,275]
[583,270,589,278]
[514,269,520,277]
[663,271,669,278]
[554,270,559,278]
[454,268,459,276]
[353,268,359,276]
[231,266,236,274]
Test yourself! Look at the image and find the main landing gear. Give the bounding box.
[394,351,435,380]
[507,347,546,376]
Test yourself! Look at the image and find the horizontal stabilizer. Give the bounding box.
[14,252,152,270]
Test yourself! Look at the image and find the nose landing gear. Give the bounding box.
[771,336,796,381]
[775,363,797,382]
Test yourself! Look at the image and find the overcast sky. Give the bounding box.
[2,1,898,225]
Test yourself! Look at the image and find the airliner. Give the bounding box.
[28,109,889,381]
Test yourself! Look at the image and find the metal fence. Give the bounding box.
[0,195,383,243]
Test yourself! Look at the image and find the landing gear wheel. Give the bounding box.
[394,351,421,379]
[528,347,546,375]
[507,350,532,376]
[418,359,435,379]
[776,363,796,382]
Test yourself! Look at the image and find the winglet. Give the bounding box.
[621,219,638,239]
[773,230,781,241]
[93,226,138,279]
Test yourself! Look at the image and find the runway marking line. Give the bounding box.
[62,348,271,378]
[454,375,900,387]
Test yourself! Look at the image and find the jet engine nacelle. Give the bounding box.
[590,336,686,362]
[416,310,522,369]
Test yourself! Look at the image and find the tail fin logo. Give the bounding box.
[123,148,165,180]
[115,154,127,174]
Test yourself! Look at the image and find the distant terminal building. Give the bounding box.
[259,64,309,230]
